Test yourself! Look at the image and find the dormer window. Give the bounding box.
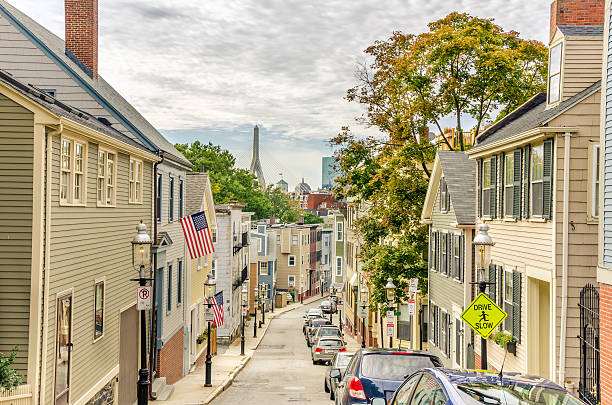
[548,43,563,104]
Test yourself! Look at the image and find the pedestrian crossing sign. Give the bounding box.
[460,293,507,339]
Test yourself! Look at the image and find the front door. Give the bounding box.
[527,277,550,378]
[54,293,73,405]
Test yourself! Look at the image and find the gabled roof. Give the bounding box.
[0,0,192,168]
[558,25,604,36]
[474,81,601,149]
[421,151,476,226]
[186,172,217,227]
[0,69,155,156]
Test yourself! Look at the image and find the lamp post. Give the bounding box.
[300,279,304,304]
[320,273,324,297]
[241,284,248,356]
[203,274,216,387]
[385,277,396,349]
[253,288,258,338]
[272,280,276,313]
[472,223,495,371]
[132,221,152,405]
[360,285,369,349]
[260,283,266,325]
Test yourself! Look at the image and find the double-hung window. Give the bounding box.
[167,264,173,313]
[260,262,268,275]
[441,234,447,275]
[453,235,460,278]
[288,275,296,287]
[289,255,296,266]
[482,159,491,215]
[212,229,217,243]
[548,43,563,104]
[431,232,436,271]
[169,176,174,222]
[94,280,104,340]
[177,260,183,305]
[179,179,184,218]
[504,154,514,217]
[531,144,544,216]
[129,158,143,204]
[97,149,116,206]
[156,174,162,222]
[211,259,216,278]
[503,269,513,332]
[336,222,343,241]
[440,178,449,212]
[292,235,298,246]
[336,257,342,276]
[589,143,600,220]
[60,137,87,205]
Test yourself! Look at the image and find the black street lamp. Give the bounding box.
[385,277,396,349]
[203,274,216,387]
[253,288,258,337]
[271,281,276,313]
[132,221,152,405]
[360,285,369,349]
[320,273,324,297]
[241,284,248,356]
[260,283,266,325]
[471,223,495,371]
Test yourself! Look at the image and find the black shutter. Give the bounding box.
[488,264,496,303]
[490,155,497,218]
[513,148,522,219]
[439,178,444,212]
[523,145,531,218]
[543,138,554,220]
[512,270,522,343]
[499,152,505,217]
[460,235,465,282]
[436,306,440,347]
[428,228,433,270]
[446,313,451,356]
[436,232,440,272]
[478,159,483,217]
[497,265,504,308]
[449,234,454,277]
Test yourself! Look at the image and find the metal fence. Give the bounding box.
[578,284,600,405]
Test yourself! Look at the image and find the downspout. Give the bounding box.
[558,132,571,385]
[149,154,164,398]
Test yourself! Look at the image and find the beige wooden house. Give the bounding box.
[467,24,602,387]
[0,71,159,405]
[273,223,311,301]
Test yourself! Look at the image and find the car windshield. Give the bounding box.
[319,339,343,347]
[336,354,354,368]
[455,383,584,405]
[360,354,439,380]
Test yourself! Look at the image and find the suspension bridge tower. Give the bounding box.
[250,125,266,188]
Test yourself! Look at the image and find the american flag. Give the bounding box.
[211,291,224,328]
[180,211,215,259]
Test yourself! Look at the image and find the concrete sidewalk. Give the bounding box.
[155,293,331,405]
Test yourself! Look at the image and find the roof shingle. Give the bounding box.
[437,151,476,225]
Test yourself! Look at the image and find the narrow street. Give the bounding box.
[212,300,357,405]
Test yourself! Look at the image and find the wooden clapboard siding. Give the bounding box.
[562,37,603,101]
[0,93,33,378]
[44,135,153,405]
[549,91,600,383]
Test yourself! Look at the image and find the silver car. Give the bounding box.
[311,337,346,365]
[324,351,354,400]
[311,325,343,347]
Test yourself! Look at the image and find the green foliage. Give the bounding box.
[302,212,324,224]
[490,330,515,347]
[0,346,22,390]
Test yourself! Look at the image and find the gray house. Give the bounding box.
[421,151,476,369]
[0,0,193,393]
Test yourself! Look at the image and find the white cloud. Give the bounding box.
[10,0,549,187]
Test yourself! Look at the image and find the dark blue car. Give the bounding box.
[333,349,443,405]
[377,368,585,405]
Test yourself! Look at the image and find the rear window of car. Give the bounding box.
[312,320,330,327]
[319,339,343,347]
[319,328,341,337]
[360,354,440,380]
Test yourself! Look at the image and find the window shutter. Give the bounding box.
[490,155,497,218]
[460,235,465,282]
[428,228,433,270]
[499,152,505,217]
[543,138,554,220]
[523,145,531,218]
[436,232,440,272]
[478,159,483,217]
[448,233,453,277]
[488,264,496,303]
[436,306,441,347]
[446,313,451,356]
[512,270,522,343]
[439,178,444,211]
[497,265,504,308]
[513,148,522,219]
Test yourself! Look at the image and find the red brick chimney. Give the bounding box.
[65,0,98,78]
[270,216,277,225]
[550,0,604,39]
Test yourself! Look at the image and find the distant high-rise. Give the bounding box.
[250,125,265,188]
[322,157,339,189]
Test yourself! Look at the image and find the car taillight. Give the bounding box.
[348,377,366,400]
[339,347,346,352]
[315,347,323,353]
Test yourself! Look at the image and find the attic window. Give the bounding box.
[548,43,563,104]
[440,178,449,212]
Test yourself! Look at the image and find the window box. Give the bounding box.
[490,330,517,355]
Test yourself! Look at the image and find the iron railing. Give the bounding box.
[578,284,600,405]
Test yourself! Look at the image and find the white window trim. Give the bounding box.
[587,142,600,222]
[59,135,88,206]
[93,278,105,343]
[335,256,342,277]
[292,235,298,246]
[212,228,217,243]
[288,275,296,287]
[260,261,268,276]
[129,157,144,204]
[504,153,514,218]
[288,255,296,266]
[482,158,491,218]
[531,143,544,218]
[548,42,563,105]
[503,268,514,333]
[211,259,216,278]
[336,222,343,241]
[97,146,117,207]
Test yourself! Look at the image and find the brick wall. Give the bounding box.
[600,283,612,405]
[65,0,98,77]
[550,0,604,38]
[157,327,184,385]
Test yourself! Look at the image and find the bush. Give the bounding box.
[0,346,22,390]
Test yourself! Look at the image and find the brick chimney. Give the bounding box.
[270,216,277,225]
[65,0,98,78]
[550,0,604,39]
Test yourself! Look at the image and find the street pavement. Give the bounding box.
[211,299,361,405]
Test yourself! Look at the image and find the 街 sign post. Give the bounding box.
[460,293,507,339]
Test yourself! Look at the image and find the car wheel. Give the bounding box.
[312,359,317,365]
[324,380,330,393]
[330,389,335,400]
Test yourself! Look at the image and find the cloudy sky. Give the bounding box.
[12,0,549,189]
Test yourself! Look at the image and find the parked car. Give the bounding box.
[321,299,337,314]
[312,337,346,365]
[375,368,585,405]
[311,325,343,347]
[333,349,442,405]
[325,351,354,400]
[306,318,332,345]
[303,308,324,334]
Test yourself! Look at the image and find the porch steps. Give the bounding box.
[152,377,174,401]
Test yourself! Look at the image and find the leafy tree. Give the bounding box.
[302,212,324,224]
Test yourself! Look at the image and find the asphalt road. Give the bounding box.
[211,299,339,405]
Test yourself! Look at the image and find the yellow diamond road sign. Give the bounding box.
[461,293,507,339]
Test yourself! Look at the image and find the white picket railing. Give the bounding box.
[0,385,32,405]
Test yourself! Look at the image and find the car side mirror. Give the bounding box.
[371,398,386,405]
[330,369,341,379]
